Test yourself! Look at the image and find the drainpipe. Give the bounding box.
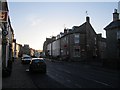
[2,22,8,69]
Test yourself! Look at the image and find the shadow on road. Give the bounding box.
[27,72,68,88]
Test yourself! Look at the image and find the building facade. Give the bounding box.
[104,9,120,60]
[44,16,106,61]
[13,43,22,58]
[22,44,30,55]
[0,0,15,76]
[118,1,120,19]
[43,37,55,57]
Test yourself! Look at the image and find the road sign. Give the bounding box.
[0,11,8,22]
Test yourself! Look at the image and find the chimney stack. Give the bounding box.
[113,9,119,21]
[64,28,67,34]
[86,16,90,23]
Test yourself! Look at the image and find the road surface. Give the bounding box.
[2,58,120,88]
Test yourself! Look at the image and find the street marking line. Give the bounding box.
[92,79,111,87]
[64,70,71,74]
[75,84,82,88]
[85,77,112,87]
[67,79,71,82]
[57,68,71,74]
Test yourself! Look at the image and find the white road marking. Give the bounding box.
[64,70,71,74]
[67,79,71,82]
[85,77,111,87]
[47,62,112,88]
[92,79,111,87]
[57,68,71,74]
[75,84,82,88]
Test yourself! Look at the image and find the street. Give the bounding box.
[2,58,120,88]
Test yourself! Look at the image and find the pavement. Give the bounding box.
[2,58,37,89]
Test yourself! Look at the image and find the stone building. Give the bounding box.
[104,9,120,60]
[43,37,56,57]
[44,16,106,61]
[0,0,15,76]
[22,44,30,55]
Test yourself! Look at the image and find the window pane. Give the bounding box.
[117,31,120,39]
[74,34,79,44]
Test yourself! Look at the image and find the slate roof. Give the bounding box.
[68,22,88,34]
[104,20,120,30]
[59,18,97,39]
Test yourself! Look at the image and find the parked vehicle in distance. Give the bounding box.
[29,58,46,73]
[21,54,32,64]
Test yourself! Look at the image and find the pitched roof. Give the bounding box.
[70,22,87,34]
[71,21,96,35]
[60,17,96,38]
[104,20,120,30]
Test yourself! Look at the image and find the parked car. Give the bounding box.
[21,55,32,64]
[29,58,46,73]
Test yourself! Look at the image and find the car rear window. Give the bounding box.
[32,59,44,63]
[23,57,31,59]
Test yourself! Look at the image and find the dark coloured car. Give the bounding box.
[29,58,46,73]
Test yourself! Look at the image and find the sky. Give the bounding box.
[7,1,119,50]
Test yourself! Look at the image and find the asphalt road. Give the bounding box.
[2,58,120,89]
